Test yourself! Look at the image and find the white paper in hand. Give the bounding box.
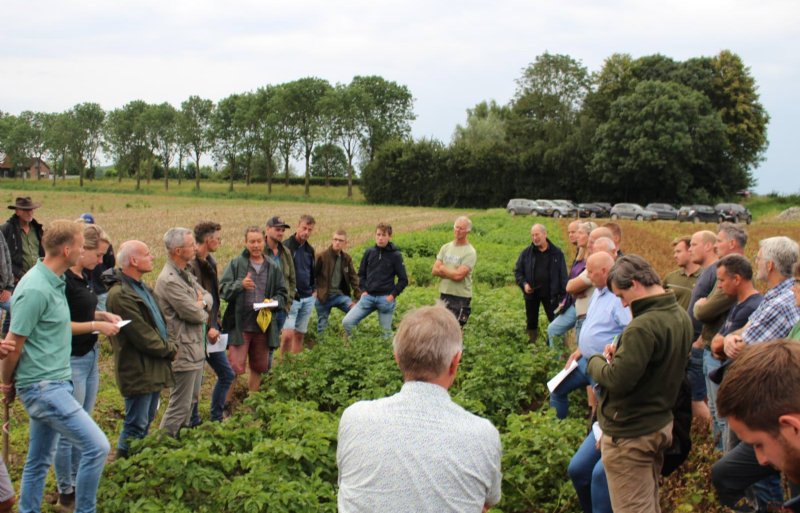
[208,333,228,353]
[547,359,579,393]
[253,300,279,310]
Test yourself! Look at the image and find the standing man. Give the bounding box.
[281,215,316,354]
[587,255,692,513]
[0,220,110,513]
[663,236,702,310]
[314,230,360,334]
[187,221,234,423]
[264,216,296,332]
[0,197,44,334]
[514,223,567,344]
[717,340,800,512]
[342,222,408,337]
[105,240,178,457]
[155,228,212,438]
[337,304,501,512]
[432,216,477,327]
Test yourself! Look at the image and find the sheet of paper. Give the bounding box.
[592,421,603,442]
[208,333,228,353]
[546,359,579,393]
[93,319,132,334]
[253,300,279,310]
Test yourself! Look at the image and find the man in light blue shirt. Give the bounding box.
[0,220,110,513]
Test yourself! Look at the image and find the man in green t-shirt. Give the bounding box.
[0,220,110,513]
[432,216,477,327]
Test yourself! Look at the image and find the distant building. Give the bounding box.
[0,154,51,179]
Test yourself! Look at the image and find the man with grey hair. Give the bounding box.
[514,223,567,343]
[587,255,692,513]
[337,304,501,512]
[155,228,212,438]
[432,216,477,327]
[106,240,178,457]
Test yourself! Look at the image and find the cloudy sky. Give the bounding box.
[2,0,797,194]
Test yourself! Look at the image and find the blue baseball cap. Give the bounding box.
[80,213,95,224]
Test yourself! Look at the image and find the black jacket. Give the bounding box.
[0,214,44,283]
[358,242,408,297]
[513,238,568,304]
[284,234,316,298]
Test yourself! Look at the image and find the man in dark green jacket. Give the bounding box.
[587,254,692,513]
[105,240,178,458]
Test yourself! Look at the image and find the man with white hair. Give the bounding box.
[337,304,502,512]
[432,216,477,327]
[155,228,212,438]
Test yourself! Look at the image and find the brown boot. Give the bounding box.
[527,329,538,344]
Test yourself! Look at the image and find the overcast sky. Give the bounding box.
[2,0,797,194]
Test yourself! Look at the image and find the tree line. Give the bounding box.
[362,50,769,207]
[0,76,415,197]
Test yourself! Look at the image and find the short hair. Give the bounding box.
[718,222,748,249]
[334,229,347,238]
[299,214,316,225]
[759,236,800,278]
[244,225,264,238]
[194,221,222,244]
[393,304,463,381]
[454,216,472,232]
[42,220,83,255]
[693,230,717,246]
[718,339,800,435]
[117,240,145,269]
[531,223,547,234]
[717,254,753,281]
[671,236,691,249]
[603,222,623,241]
[607,254,661,290]
[82,224,110,251]
[376,222,393,236]
[593,237,616,253]
[163,227,192,252]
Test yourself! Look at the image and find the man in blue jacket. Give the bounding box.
[342,222,408,337]
[514,224,568,344]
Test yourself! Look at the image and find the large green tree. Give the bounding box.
[104,100,150,187]
[68,103,105,187]
[311,143,347,184]
[211,94,246,192]
[350,76,415,162]
[179,96,214,191]
[145,102,178,190]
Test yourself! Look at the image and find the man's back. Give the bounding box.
[337,381,501,513]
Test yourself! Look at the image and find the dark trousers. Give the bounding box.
[524,295,556,331]
[712,441,783,510]
[440,293,471,327]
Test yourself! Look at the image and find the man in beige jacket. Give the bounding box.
[155,227,212,437]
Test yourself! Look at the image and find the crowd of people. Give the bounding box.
[0,195,798,513]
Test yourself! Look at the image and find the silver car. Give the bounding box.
[610,203,657,221]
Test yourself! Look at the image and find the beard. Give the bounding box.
[779,434,800,484]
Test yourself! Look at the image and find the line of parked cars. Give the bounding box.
[506,198,752,223]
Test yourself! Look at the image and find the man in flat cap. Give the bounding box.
[0,197,44,335]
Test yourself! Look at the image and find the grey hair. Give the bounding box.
[117,240,143,269]
[607,254,661,290]
[593,237,616,253]
[718,222,748,250]
[163,227,192,252]
[531,223,547,234]
[454,216,472,232]
[393,303,463,381]
[759,236,800,278]
[578,221,598,234]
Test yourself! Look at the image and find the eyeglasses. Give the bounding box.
[333,238,347,243]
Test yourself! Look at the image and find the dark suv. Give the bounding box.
[645,203,678,220]
[715,203,752,224]
[677,205,718,223]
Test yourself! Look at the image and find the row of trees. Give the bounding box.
[0,76,415,197]
[364,50,769,206]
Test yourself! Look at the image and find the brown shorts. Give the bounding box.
[228,331,270,374]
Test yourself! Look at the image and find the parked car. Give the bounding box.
[550,199,579,217]
[506,198,546,216]
[593,202,613,217]
[577,203,608,218]
[610,203,657,221]
[645,203,678,220]
[715,203,752,224]
[677,204,718,223]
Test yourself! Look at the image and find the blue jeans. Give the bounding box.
[0,299,9,335]
[190,350,235,425]
[687,346,706,401]
[703,349,726,450]
[274,309,287,331]
[55,347,100,494]
[550,356,593,419]
[95,292,108,312]
[546,305,577,348]
[283,296,315,333]
[568,432,612,513]
[315,294,353,333]
[342,294,396,337]
[17,380,110,513]
[118,391,161,451]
